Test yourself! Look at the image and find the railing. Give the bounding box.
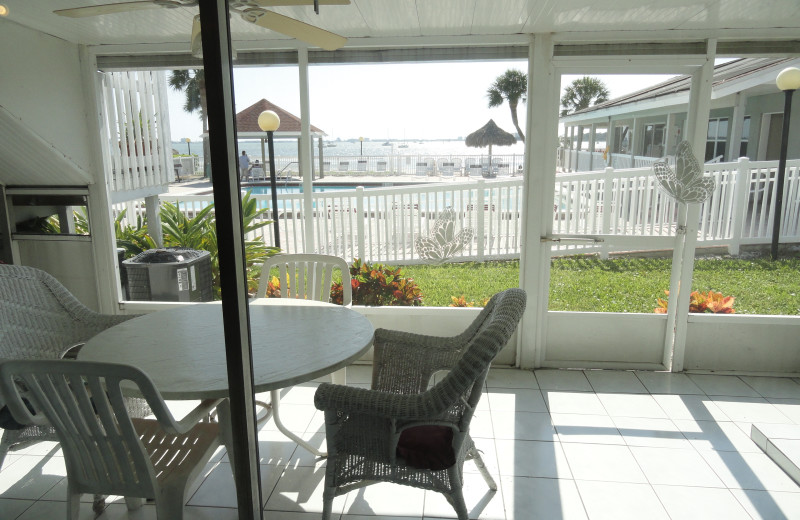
[101,70,173,200]
[117,158,800,263]
[550,158,800,256]
[260,153,526,178]
[559,148,666,172]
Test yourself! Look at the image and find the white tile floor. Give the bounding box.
[2,367,800,520]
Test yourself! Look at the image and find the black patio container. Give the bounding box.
[123,248,213,302]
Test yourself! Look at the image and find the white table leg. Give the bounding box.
[270,389,326,457]
[215,398,236,475]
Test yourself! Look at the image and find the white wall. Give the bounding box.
[0,22,109,311]
[0,21,93,177]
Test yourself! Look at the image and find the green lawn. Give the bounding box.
[400,257,800,314]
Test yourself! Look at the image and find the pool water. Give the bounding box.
[244,185,357,195]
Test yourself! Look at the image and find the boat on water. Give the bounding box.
[382,141,392,146]
[398,143,409,148]
[325,143,337,148]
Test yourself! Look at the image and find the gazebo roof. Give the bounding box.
[235,99,326,138]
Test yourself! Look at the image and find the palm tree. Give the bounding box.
[560,76,610,116]
[487,69,527,143]
[168,70,209,177]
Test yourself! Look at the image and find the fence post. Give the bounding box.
[477,179,485,261]
[356,186,366,261]
[729,157,750,255]
[601,167,614,259]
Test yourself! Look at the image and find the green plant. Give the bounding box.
[114,209,156,259]
[328,259,423,306]
[655,289,736,314]
[158,192,278,298]
[487,69,527,142]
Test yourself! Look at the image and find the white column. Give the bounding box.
[518,34,559,369]
[606,117,615,166]
[145,195,162,247]
[588,123,597,170]
[729,92,748,161]
[666,39,716,372]
[665,113,677,156]
[80,46,119,312]
[298,48,314,253]
[630,118,640,166]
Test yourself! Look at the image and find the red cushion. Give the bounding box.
[396,425,455,470]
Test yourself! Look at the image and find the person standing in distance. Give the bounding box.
[239,150,251,181]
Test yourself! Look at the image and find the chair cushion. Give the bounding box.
[396,425,455,470]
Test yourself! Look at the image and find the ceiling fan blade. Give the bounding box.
[244,9,346,50]
[54,1,160,18]
[191,15,238,60]
[248,0,349,5]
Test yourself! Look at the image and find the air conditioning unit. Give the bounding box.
[123,248,213,302]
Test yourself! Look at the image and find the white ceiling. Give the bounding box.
[2,0,800,56]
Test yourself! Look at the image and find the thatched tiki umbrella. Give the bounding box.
[465,119,517,172]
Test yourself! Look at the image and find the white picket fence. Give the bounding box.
[117,158,800,263]
[558,148,665,172]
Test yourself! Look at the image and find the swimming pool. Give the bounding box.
[244,185,361,195]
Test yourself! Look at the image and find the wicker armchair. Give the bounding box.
[0,264,147,469]
[314,288,526,520]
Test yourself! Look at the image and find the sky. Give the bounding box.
[166,61,676,143]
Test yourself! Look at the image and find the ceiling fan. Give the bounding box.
[54,0,349,53]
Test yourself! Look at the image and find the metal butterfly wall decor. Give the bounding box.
[652,141,716,204]
[415,207,475,264]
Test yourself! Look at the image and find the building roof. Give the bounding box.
[235,99,325,138]
[562,58,800,123]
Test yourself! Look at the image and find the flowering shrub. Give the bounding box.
[654,290,735,314]
[264,275,282,298]
[449,296,490,307]
[331,259,423,306]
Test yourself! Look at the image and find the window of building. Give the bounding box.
[705,117,728,161]
[739,116,751,158]
[643,123,666,157]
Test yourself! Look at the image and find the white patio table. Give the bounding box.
[79,299,374,459]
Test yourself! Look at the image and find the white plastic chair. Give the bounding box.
[255,254,352,456]
[256,253,351,305]
[0,264,149,473]
[440,161,455,177]
[465,158,482,178]
[0,360,223,520]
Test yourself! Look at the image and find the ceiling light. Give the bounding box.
[0,5,9,16]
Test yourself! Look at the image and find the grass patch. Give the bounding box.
[399,257,800,315]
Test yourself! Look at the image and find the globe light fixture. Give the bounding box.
[770,67,800,260]
[184,137,192,156]
[258,110,281,248]
[0,5,9,16]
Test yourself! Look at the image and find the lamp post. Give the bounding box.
[771,67,800,260]
[184,137,192,157]
[359,136,364,156]
[258,110,281,249]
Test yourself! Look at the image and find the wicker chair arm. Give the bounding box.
[314,382,444,420]
[374,328,463,352]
